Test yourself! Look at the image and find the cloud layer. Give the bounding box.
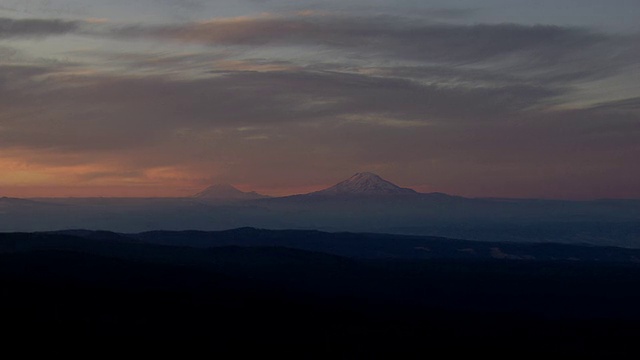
[0,17,80,37]
[0,9,639,198]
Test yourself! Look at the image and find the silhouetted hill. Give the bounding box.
[2,229,640,356]
[3,229,640,355]
[130,227,640,262]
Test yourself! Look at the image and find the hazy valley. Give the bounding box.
[3,173,639,248]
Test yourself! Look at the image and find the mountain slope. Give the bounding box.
[310,172,418,196]
[194,184,269,201]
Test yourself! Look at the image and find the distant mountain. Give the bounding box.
[309,172,418,196]
[194,184,269,201]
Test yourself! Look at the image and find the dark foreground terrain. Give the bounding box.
[2,229,640,356]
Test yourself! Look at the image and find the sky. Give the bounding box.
[0,0,639,199]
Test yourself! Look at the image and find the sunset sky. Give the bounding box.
[0,0,639,199]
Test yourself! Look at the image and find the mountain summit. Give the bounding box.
[194,184,269,201]
[312,172,418,196]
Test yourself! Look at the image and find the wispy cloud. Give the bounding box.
[153,0,206,11]
[0,17,81,38]
[3,13,637,87]
[99,13,637,91]
[115,14,601,60]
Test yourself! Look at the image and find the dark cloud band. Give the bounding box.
[0,17,80,38]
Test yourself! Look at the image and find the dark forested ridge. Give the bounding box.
[2,229,640,356]
[50,227,640,262]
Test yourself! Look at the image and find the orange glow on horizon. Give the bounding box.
[0,186,192,198]
[0,184,330,198]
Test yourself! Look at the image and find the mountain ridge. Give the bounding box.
[309,172,419,196]
[194,184,269,200]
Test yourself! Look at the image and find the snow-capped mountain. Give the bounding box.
[193,184,269,201]
[310,172,418,196]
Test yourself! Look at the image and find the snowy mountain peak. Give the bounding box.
[194,184,269,200]
[313,172,418,196]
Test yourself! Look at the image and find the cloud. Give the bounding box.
[1,11,639,197]
[0,17,81,38]
[2,13,636,87]
[0,45,20,61]
[0,65,562,154]
[153,0,205,11]
[0,61,638,197]
[589,97,640,113]
[0,58,562,193]
[102,12,637,91]
[117,15,603,62]
[0,63,634,156]
[246,1,478,19]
